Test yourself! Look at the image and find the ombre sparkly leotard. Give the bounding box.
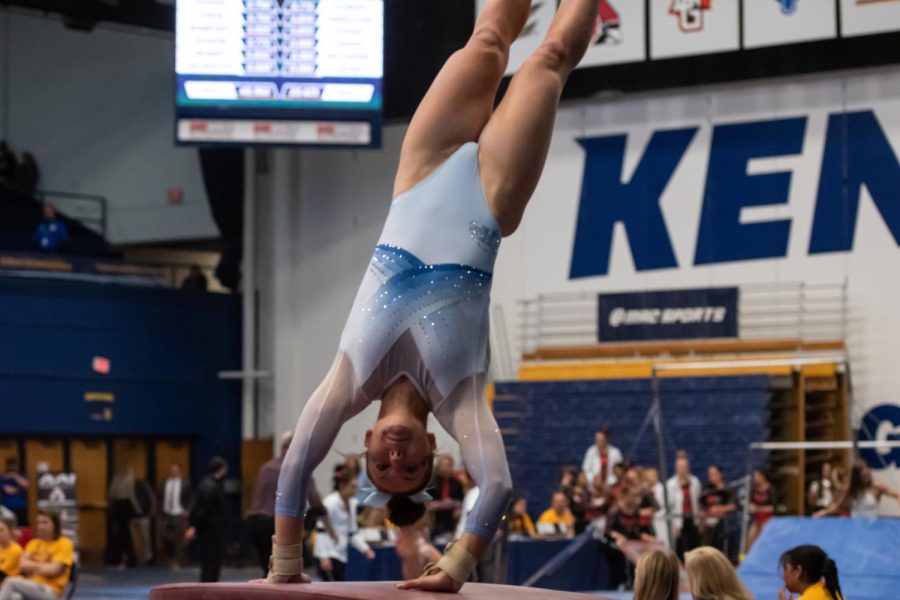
[276,143,513,540]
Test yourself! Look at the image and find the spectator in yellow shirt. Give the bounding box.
[779,545,844,600]
[536,492,575,538]
[0,510,73,600]
[507,496,537,539]
[0,516,22,580]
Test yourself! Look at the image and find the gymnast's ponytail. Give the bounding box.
[386,495,428,527]
[780,545,843,600]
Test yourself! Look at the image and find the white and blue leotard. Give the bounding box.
[276,143,513,540]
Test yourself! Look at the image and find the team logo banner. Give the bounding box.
[598,287,738,342]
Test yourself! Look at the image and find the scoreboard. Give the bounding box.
[176,0,383,146]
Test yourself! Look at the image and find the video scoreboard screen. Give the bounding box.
[176,0,383,147]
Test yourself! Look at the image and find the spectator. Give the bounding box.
[666,450,701,559]
[632,548,679,600]
[131,477,156,565]
[558,466,579,498]
[0,509,74,600]
[0,515,22,581]
[585,474,613,530]
[610,463,628,496]
[158,462,192,570]
[643,467,670,549]
[313,474,374,582]
[107,465,140,568]
[507,496,536,539]
[427,455,463,544]
[569,483,590,534]
[32,204,68,254]
[818,459,900,519]
[187,456,229,583]
[536,491,575,538]
[700,465,737,554]
[748,469,775,549]
[607,493,656,547]
[0,459,28,527]
[181,265,209,293]
[779,545,844,600]
[245,433,290,577]
[0,142,17,188]
[453,471,479,542]
[13,153,39,198]
[807,462,834,515]
[582,426,623,487]
[685,546,754,600]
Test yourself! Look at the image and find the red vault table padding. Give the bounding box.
[150,581,611,600]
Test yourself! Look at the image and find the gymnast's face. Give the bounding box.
[365,416,436,494]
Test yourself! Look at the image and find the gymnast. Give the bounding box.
[257,0,600,592]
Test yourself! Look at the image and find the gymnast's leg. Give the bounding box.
[392,0,531,198]
[479,0,600,236]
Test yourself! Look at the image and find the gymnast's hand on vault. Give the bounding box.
[395,570,461,594]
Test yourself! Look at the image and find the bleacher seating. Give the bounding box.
[494,375,772,511]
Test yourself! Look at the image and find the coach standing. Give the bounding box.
[186,457,228,582]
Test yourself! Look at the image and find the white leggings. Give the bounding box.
[0,577,59,600]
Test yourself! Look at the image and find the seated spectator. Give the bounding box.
[537,492,575,538]
[700,465,737,554]
[666,450,702,559]
[633,548,679,600]
[13,153,39,199]
[507,496,537,539]
[807,461,834,515]
[181,265,209,293]
[748,469,775,549]
[779,545,844,600]
[357,507,389,544]
[582,426,623,486]
[685,546,754,600]
[0,509,73,600]
[0,459,28,527]
[0,515,22,582]
[31,203,68,254]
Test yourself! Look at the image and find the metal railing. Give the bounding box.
[37,190,108,236]
[516,281,849,356]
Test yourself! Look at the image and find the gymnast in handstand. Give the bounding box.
[259,0,600,592]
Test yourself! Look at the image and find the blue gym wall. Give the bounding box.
[495,375,772,513]
[0,277,242,479]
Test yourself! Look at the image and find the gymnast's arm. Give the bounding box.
[399,376,512,591]
[274,358,370,534]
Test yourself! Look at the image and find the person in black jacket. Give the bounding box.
[187,457,228,582]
